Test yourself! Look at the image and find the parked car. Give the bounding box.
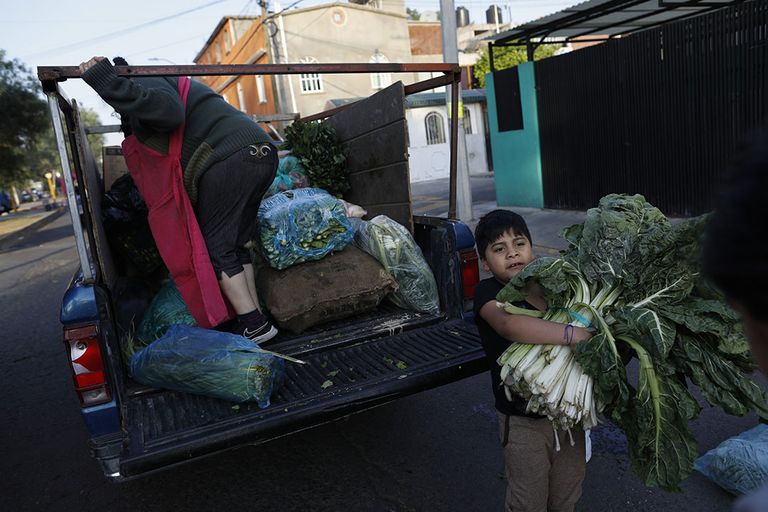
[20,190,33,203]
[0,191,12,214]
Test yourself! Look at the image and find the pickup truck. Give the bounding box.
[38,63,486,480]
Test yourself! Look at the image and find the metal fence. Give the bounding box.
[535,0,768,216]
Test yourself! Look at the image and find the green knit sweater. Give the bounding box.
[82,59,271,204]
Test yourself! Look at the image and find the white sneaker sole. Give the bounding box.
[246,325,278,344]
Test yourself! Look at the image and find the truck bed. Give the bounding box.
[120,318,484,477]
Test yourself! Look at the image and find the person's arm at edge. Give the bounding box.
[479,301,591,346]
[80,57,184,132]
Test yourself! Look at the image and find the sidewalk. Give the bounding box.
[0,203,67,251]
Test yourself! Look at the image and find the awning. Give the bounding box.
[486,0,744,46]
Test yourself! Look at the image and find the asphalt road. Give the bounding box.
[0,199,761,512]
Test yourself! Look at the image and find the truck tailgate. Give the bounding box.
[120,319,484,477]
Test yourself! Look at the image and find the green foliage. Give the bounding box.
[406,7,420,20]
[0,50,48,186]
[473,43,559,87]
[282,120,349,197]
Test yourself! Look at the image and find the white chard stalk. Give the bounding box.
[495,281,620,431]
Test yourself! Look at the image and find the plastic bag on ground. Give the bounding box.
[257,187,353,270]
[350,215,440,314]
[130,325,285,406]
[264,155,310,198]
[694,424,768,495]
[136,279,196,345]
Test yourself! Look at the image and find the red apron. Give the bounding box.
[121,76,232,328]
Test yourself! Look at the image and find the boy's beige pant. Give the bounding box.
[497,413,586,512]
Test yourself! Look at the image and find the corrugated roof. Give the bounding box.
[486,0,741,45]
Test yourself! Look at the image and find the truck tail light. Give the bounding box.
[459,248,480,301]
[64,325,111,406]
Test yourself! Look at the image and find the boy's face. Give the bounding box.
[481,229,535,283]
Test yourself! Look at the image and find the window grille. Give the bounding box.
[425,112,446,145]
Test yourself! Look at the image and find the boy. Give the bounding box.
[473,209,592,512]
[702,134,768,512]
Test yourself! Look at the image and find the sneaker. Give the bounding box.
[236,317,278,344]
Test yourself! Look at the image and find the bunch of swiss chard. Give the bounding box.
[496,193,768,491]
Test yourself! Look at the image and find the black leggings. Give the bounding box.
[195,143,278,278]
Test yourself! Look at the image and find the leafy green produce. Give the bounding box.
[351,215,439,314]
[282,120,349,197]
[257,188,353,270]
[496,194,768,491]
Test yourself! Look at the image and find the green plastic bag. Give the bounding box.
[136,279,196,345]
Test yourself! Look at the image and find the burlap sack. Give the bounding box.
[257,246,397,334]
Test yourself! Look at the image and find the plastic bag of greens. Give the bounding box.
[257,187,353,270]
[130,325,284,406]
[136,279,196,345]
[694,424,768,495]
[350,215,440,314]
[264,155,310,198]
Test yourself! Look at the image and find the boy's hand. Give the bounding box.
[571,326,593,345]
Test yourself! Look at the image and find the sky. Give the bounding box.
[2,0,577,143]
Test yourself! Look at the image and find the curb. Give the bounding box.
[0,208,67,252]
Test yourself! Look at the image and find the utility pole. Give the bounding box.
[439,0,474,222]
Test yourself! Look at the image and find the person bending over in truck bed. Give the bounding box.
[80,56,278,344]
[702,132,768,512]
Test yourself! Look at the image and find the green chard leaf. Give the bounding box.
[611,306,677,359]
[671,333,768,419]
[615,335,700,492]
[496,257,581,309]
[575,331,632,422]
[626,370,699,492]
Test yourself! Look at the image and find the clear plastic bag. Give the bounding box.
[136,279,196,345]
[264,155,310,198]
[350,215,440,314]
[257,187,353,270]
[130,325,284,406]
[694,424,768,495]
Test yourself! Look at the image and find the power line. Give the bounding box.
[23,0,231,60]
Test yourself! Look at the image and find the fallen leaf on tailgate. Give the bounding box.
[396,361,408,370]
[321,380,334,389]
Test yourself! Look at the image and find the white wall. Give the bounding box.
[406,102,488,182]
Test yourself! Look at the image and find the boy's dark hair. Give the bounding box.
[702,132,768,321]
[474,209,532,258]
[112,56,129,66]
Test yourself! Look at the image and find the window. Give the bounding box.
[463,106,473,134]
[369,51,391,90]
[224,31,231,53]
[236,82,247,112]
[215,42,222,62]
[255,75,266,104]
[425,112,446,145]
[299,56,323,93]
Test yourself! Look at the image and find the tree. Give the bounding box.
[0,50,49,187]
[406,7,420,20]
[26,104,104,189]
[473,43,559,88]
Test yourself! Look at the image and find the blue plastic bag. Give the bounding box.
[694,424,768,495]
[130,325,284,406]
[257,187,353,270]
[264,155,310,198]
